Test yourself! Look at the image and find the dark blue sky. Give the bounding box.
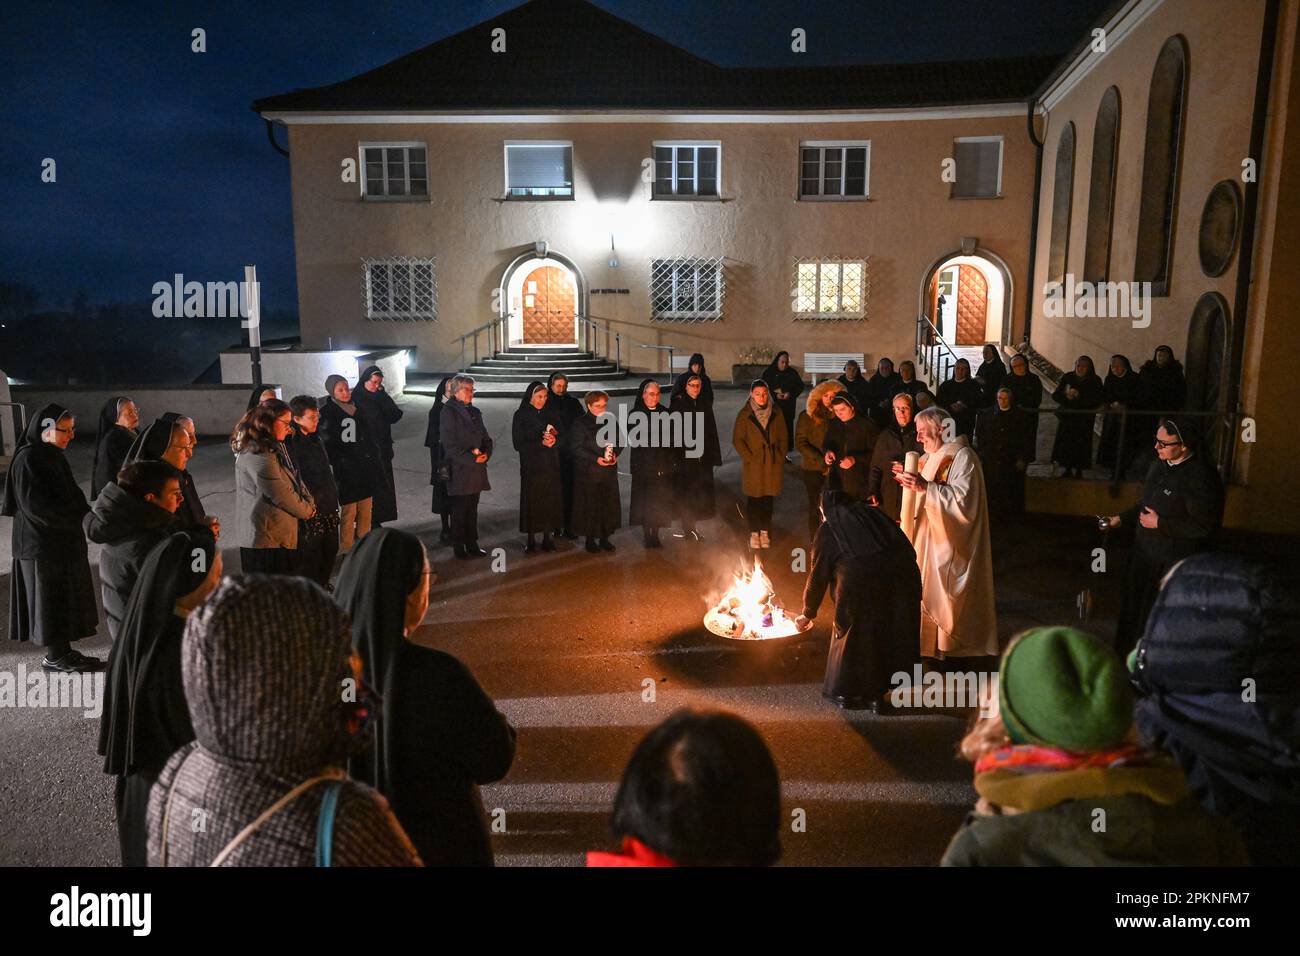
[1,0,1110,313]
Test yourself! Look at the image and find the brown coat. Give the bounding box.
[795,381,846,472]
[733,403,788,497]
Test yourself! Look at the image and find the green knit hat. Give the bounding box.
[999,627,1133,751]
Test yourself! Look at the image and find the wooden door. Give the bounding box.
[954,264,988,345]
[522,266,576,344]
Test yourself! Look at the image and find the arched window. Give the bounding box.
[1135,36,1189,296]
[1185,292,1230,415]
[1083,87,1121,283]
[1047,122,1075,288]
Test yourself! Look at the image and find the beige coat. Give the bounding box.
[732,402,788,497]
[907,442,998,658]
[234,446,316,549]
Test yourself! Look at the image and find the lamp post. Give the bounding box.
[244,264,263,389]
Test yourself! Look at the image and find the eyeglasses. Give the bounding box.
[1153,437,1182,449]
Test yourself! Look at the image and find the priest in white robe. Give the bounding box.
[894,406,998,660]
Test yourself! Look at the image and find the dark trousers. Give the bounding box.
[801,470,825,536]
[450,493,481,546]
[746,495,774,533]
[240,547,298,575]
[296,528,340,588]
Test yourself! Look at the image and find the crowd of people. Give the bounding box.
[2,342,1278,867]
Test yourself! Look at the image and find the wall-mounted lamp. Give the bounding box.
[607,233,619,269]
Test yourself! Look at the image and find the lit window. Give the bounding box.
[799,143,869,199]
[793,260,867,319]
[361,143,428,199]
[505,142,573,198]
[653,143,720,198]
[363,257,437,321]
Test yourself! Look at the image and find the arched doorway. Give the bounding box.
[500,248,586,346]
[921,252,1010,346]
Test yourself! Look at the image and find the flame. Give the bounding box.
[704,558,800,640]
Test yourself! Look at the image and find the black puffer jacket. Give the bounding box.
[318,400,380,505]
[84,482,182,641]
[1132,552,1300,866]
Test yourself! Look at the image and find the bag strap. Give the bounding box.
[315,780,345,868]
[207,769,346,868]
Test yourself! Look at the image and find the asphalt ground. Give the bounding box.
[0,388,1116,866]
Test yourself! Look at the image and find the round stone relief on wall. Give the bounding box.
[1198,180,1242,278]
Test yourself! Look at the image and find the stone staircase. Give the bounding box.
[408,344,664,398]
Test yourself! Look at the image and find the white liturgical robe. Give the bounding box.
[908,442,998,658]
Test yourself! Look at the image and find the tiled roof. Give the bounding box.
[254,0,1060,114]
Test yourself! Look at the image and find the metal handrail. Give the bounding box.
[455,312,682,377]
[914,313,960,389]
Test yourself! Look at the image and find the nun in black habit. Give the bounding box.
[1050,355,1105,477]
[512,381,564,552]
[761,351,805,451]
[821,394,880,501]
[566,391,622,552]
[3,404,102,672]
[796,491,921,711]
[628,379,678,548]
[126,416,213,535]
[98,531,219,866]
[353,365,404,525]
[546,372,584,538]
[669,373,720,537]
[424,376,454,543]
[337,528,517,866]
[91,396,139,499]
[671,353,715,404]
[1098,354,1143,476]
[936,358,984,438]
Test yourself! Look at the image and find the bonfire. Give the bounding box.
[703,558,800,641]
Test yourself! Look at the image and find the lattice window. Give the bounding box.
[650,257,725,322]
[792,258,868,320]
[363,257,437,321]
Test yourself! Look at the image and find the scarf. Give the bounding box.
[750,397,773,431]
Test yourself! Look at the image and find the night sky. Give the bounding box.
[1,0,1112,315]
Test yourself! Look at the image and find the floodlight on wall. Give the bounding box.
[608,234,619,269]
[535,240,548,259]
[961,236,978,256]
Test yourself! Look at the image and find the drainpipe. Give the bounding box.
[1224,0,1280,480]
[1022,97,1045,349]
[265,119,289,158]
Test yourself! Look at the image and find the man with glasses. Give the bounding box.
[1102,417,1224,654]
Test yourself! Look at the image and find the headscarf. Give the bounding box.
[91,397,134,496]
[632,378,663,415]
[124,418,178,466]
[1109,354,1133,377]
[763,351,791,379]
[247,385,280,411]
[1,402,72,517]
[518,380,550,414]
[819,489,911,558]
[425,375,454,448]
[1074,355,1098,379]
[1159,414,1202,451]
[183,574,364,772]
[99,531,216,776]
[334,528,427,791]
[748,379,773,430]
[354,365,384,395]
[829,393,858,414]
